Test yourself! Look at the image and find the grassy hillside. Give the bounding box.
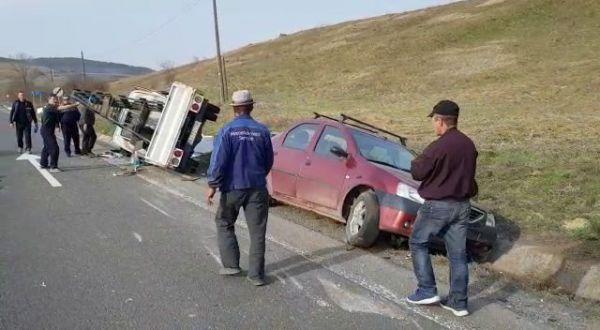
[111,0,600,243]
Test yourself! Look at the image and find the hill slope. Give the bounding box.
[29,57,153,76]
[111,0,600,240]
[0,57,153,77]
[0,57,153,100]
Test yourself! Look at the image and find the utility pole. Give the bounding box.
[221,56,228,99]
[80,50,87,83]
[212,0,227,103]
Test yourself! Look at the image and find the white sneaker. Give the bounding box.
[440,301,469,317]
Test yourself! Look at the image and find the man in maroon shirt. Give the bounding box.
[406,100,478,317]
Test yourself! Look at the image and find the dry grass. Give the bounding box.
[110,0,600,249]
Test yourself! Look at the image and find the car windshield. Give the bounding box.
[351,129,414,172]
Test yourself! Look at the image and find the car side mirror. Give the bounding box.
[330,146,348,158]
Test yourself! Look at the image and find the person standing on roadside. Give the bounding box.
[40,96,61,172]
[206,90,274,287]
[406,100,478,317]
[59,96,81,157]
[9,91,38,154]
[79,102,96,156]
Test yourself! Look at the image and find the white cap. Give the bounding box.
[52,87,64,97]
[230,90,255,106]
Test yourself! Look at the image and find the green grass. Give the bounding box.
[110,0,600,250]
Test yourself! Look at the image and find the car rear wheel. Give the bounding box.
[345,190,380,248]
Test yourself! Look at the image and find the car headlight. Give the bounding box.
[396,183,424,204]
[485,212,495,227]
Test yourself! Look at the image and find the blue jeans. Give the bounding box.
[409,200,470,309]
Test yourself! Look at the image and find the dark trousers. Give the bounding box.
[81,125,96,154]
[215,188,269,280]
[61,123,81,155]
[40,128,59,168]
[409,200,471,309]
[15,123,32,150]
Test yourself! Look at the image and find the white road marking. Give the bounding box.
[16,153,62,187]
[284,271,331,308]
[138,174,456,329]
[319,277,405,320]
[274,273,287,284]
[203,244,222,264]
[132,232,142,243]
[139,198,175,219]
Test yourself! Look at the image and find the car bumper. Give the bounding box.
[376,192,497,246]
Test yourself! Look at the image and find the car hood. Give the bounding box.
[372,163,420,188]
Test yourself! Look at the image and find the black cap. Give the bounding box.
[428,100,460,117]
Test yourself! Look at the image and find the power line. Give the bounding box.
[91,0,202,58]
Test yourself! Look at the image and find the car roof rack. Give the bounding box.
[313,112,407,146]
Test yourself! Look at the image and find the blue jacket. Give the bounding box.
[208,114,274,192]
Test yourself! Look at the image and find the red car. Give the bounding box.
[267,113,496,253]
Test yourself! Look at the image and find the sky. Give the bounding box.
[0,0,456,69]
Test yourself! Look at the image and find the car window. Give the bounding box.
[315,126,347,156]
[351,129,414,172]
[282,124,319,150]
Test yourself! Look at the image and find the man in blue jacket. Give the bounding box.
[206,90,274,287]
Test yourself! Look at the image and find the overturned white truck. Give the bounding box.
[71,82,220,173]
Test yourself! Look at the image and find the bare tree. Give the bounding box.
[159,61,177,86]
[9,53,43,93]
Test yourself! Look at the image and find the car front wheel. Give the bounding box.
[345,190,380,248]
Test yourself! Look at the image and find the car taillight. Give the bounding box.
[190,94,203,113]
[170,148,184,167]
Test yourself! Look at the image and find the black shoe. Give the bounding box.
[40,165,49,169]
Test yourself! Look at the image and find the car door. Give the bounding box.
[296,126,350,210]
[270,123,320,198]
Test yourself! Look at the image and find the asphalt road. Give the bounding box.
[0,106,597,329]
[0,109,437,328]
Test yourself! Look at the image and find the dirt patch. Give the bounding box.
[431,44,516,77]
[477,0,509,8]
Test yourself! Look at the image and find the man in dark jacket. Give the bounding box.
[206,90,274,287]
[9,91,38,153]
[40,96,62,172]
[80,103,96,156]
[406,100,478,317]
[59,96,81,157]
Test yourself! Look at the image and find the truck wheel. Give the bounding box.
[345,190,380,248]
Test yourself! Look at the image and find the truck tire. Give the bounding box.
[345,190,380,248]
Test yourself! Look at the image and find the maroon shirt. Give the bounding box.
[411,128,478,201]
